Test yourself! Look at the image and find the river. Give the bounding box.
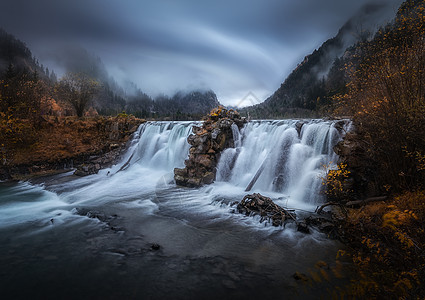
[0,119,352,299]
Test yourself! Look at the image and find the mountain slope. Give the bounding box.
[240,3,396,118]
[0,28,54,82]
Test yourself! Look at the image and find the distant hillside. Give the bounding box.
[126,90,221,120]
[0,29,222,119]
[54,48,222,118]
[0,28,54,82]
[240,3,396,119]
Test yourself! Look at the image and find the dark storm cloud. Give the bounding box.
[0,0,403,105]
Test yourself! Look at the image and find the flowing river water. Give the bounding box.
[0,120,352,299]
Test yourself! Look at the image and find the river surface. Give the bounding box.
[0,120,352,299]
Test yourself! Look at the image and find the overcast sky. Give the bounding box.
[0,0,403,105]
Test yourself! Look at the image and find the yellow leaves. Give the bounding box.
[353,253,370,267]
[394,231,415,248]
[381,202,419,250]
[404,149,425,172]
[322,163,351,200]
[209,105,225,117]
[338,189,425,297]
[382,208,416,229]
[336,249,346,259]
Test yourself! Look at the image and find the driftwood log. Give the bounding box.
[236,193,296,226]
[315,196,388,214]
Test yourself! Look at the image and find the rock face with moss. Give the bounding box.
[174,107,246,187]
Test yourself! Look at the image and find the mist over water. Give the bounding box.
[0,119,350,299]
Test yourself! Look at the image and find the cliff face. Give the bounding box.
[174,107,246,187]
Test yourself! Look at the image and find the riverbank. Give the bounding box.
[0,115,145,181]
[328,191,425,298]
[321,127,425,298]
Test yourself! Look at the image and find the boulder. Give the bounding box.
[297,221,310,234]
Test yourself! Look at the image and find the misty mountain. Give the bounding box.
[26,42,222,118]
[40,45,129,115]
[0,28,54,82]
[240,3,394,118]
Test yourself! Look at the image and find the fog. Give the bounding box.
[0,0,403,105]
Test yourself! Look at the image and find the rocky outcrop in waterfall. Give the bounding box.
[174,107,246,187]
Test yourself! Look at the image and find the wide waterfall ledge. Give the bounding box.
[113,118,351,210]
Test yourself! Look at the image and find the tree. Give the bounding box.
[336,0,425,191]
[57,72,99,117]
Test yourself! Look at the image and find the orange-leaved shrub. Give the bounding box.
[335,0,425,192]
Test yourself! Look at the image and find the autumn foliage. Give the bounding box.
[0,70,46,161]
[328,1,425,297]
[335,0,425,192]
[338,191,425,298]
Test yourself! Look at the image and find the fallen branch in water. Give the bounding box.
[315,202,341,214]
[236,193,296,226]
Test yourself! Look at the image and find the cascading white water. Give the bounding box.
[112,119,349,206]
[216,120,349,204]
[115,119,349,206]
[116,121,194,172]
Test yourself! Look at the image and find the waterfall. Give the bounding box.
[116,121,195,172]
[216,120,349,204]
[113,119,349,205]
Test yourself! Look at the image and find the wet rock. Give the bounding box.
[318,222,335,233]
[74,208,121,231]
[202,172,215,184]
[293,272,309,282]
[151,243,161,251]
[86,211,108,222]
[334,120,346,132]
[211,128,221,139]
[187,177,202,187]
[297,221,310,234]
[303,215,339,238]
[272,174,286,191]
[196,154,214,168]
[295,121,305,136]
